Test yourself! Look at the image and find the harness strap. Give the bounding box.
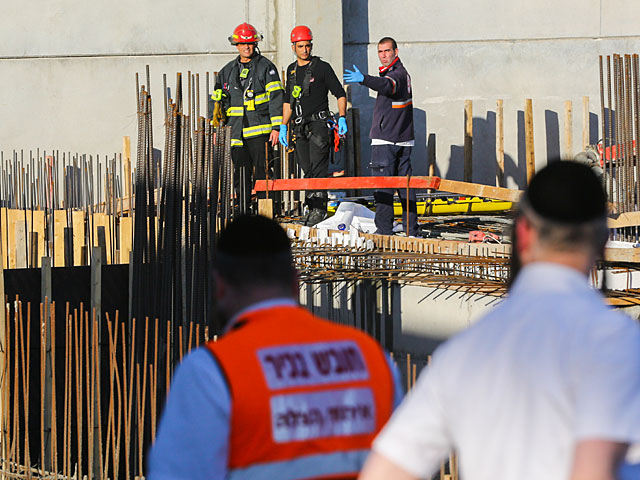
[289,57,318,120]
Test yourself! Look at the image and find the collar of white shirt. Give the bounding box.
[224,297,298,333]
[510,262,592,297]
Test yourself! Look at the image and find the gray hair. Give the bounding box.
[519,197,609,258]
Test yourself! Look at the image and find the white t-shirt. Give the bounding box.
[371,138,415,147]
[373,262,640,480]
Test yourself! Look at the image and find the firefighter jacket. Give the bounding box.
[361,57,414,143]
[214,54,283,148]
[205,304,395,480]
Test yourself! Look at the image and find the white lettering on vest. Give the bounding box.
[257,341,369,390]
[270,387,376,443]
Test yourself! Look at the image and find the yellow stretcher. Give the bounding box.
[328,197,513,216]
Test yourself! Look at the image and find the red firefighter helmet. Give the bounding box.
[229,23,262,45]
[290,25,313,43]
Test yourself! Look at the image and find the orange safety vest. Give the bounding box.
[205,305,394,480]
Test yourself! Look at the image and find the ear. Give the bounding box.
[515,216,533,257]
[291,43,296,53]
[290,269,300,300]
[212,270,226,300]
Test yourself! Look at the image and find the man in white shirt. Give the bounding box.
[359,160,640,480]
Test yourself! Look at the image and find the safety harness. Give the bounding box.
[288,57,341,151]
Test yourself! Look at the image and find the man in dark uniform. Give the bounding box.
[279,25,348,226]
[213,23,283,213]
[345,37,418,237]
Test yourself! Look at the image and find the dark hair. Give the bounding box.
[378,37,398,50]
[213,215,295,288]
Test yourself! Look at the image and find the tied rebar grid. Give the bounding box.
[293,244,509,296]
[599,53,640,242]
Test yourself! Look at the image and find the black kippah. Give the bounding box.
[216,214,291,256]
[525,160,607,223]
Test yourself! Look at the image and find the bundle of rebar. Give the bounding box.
[599,54,640,241]
[130,67,233,344]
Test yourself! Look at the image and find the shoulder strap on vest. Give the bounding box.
[301,57,317,96]
[289,57,318,118]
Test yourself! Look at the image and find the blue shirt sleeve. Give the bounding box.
[147,347,231,480]
[618,461,640,480]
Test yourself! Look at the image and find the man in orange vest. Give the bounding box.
[148,215,402,479]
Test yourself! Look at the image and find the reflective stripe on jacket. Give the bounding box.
[205,305,395,480]
[215,55,283,147]
[361,57,414,143]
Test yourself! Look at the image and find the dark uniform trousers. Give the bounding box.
[371,144,418,236]
[231,135,275,211]
[294,120,331,211]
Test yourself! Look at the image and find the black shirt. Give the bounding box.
[284,58,346,116]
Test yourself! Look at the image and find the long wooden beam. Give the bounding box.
[254,176,522,203]
[608,211,640,228]
[437,179,522,203]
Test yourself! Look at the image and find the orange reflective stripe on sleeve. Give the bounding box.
[391,99,412,109]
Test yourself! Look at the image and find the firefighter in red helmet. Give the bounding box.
[279,25,348,226]
[212,23,284,213]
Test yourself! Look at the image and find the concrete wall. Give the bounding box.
[0,0,342,157]
[343,0,640,188]
[299,280,499,356]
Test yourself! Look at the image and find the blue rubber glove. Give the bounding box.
[344,65,364,84]
[278,124,288,147]
[338,117,348,135]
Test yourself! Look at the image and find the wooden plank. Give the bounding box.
[254,176,442,192]
[607,297,640,306]
[52,210,66,267]
[0,208,6,270]
[0,232,5,457]
[119,217,133,265]
[464,100,473,183]
[565,100,573,159]
[72,210,85,266]
[7,210,28,269]
[32,210,46,268]
[1,210,46,268]
[30,232,38,268]
[123,136,132,200]
[258,199,273,218]
[14,221,26,268]
[280,222,512,257]
[525,99,535,184]
[608,211,640,228]
[604,247,640,263]
[582,96,589,150]
[437,179,522,203]
[496,100,505,187]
